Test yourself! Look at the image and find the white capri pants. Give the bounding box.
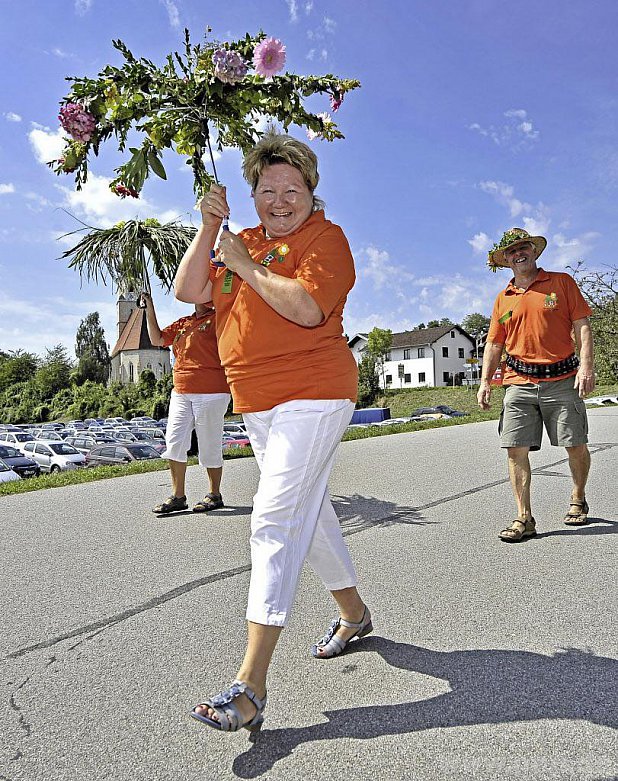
[162,390,230,468]
[243,398,358,627]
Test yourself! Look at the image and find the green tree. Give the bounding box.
[75,312,110,384]
[367,327,393,389]
[357,353,381,407]
[461,313,491,339]
[35,345,73,401]
[0,350,38,393]
[570,262,618,383]
[427,318,455,328]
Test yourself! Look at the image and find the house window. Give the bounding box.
[443,371,451,383]
[418,348,425,358]
[404,373,411,383]
[385,374,392,385]
[385,351,391,361]
[129,363,134,382]
[442,346,449,357]
[418,372,426,383]
[458,348,465,359]
[403,348,410,360]
[451,330,455,338]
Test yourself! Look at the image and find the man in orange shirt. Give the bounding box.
[142,294,230,514]
[478,228,595,542]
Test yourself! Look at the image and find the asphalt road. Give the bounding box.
[1,409,616,781]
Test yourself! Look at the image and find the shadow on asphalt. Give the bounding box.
[153,505,255,519]
[231,637,618,778]
[332,494,430,536]
[534,518,618,539]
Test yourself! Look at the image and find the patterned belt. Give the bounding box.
[505,352,580,379]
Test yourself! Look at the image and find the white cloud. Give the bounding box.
[323,16,336,33]
[0,183,15,195]
[75,0,92,14]
[468,108,539,148]
[356,245,415,290]
[468,232,492,254]
[28,124,65,164]
[479,180,530,218]
[4,112,22,123]
[51,47,73,59]
[547,231,600,269]
[304,1,314,13]
[57,173,161,228]
[160,0,180,28]
[285,0,299,21]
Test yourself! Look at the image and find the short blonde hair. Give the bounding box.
[243,132,324,210]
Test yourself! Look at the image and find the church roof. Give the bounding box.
[110,307,168,358]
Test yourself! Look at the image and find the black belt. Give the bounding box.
[505,353,580,379]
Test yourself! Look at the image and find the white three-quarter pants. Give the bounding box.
[162,390,230,468]
[242,398,358,627]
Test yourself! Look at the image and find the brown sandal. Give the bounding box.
[499,517,536,542]
[563,499,589,525]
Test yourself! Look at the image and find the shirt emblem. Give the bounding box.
[544,292,558,309]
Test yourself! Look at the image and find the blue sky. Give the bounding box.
[1,0,616,358]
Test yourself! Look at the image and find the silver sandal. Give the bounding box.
[311,606,373,659]
[189,680,267,742]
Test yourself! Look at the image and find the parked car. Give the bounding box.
[0,445,41,478]
[0,431,36,452]
[105,417,129,426]
[222,433,251,448]
[34,430,68,441]
[0,459,20,483]
[433,405,469,417]
[136,427,166,441]
[130,416,158,427]
[85,443,162,467]
[223,422,247,436]
[22,440,86,473]
[126,431,166,452]
[111,430,138,443]
[64,434,119,455]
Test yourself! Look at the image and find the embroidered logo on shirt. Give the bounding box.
[544,292,558,309]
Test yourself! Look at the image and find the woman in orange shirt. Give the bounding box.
[142,293,230,513]
[175,132,371,738]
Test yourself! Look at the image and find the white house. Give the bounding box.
[348,325,480,388]
[109,294,171,384]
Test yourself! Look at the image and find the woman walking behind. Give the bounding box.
[142,293,230,513]
[174,132,371,738]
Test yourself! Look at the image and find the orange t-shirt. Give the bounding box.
[160,308,229,394]
[487,269,592,385]
[210,210,358,413]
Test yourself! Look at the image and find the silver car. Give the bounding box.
[22,440,86,473]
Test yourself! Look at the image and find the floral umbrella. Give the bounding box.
[51,28,360,198]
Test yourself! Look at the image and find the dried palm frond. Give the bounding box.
[60,218,197,293]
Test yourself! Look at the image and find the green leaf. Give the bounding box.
[147,150,167,180]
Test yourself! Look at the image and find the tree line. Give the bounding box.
[0,313,172,423]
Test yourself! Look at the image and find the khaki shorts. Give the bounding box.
[499,376,588,451]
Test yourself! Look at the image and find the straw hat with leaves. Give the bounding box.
[487,227,547,272]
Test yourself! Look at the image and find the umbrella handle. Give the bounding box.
[210,217,229,268]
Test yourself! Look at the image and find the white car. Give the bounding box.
[22,440,86,473]
[0,459,21,483]
[223,422,247,435]
[0,431,36,453]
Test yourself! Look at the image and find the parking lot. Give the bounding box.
[1,408,616,781]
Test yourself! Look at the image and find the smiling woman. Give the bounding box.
[176,131,372,739]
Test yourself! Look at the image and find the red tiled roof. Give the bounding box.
[110,307,167,358]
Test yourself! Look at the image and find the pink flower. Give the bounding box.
[330,92,343,112]
[253,37,286,78]
[111,183,139,199]
[59,103,96,143]
[306,112,334,141]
